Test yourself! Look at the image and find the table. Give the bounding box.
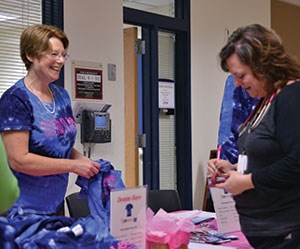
[170,210,253,249]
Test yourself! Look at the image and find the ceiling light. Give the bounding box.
[0,14,20,22]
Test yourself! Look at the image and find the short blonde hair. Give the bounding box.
[20,24,69,70]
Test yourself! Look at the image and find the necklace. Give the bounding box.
[27,83,56,114]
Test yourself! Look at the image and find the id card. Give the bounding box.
[237,154,248,173]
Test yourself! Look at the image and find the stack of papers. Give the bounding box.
[188,242,237,249]
[168,210,216,220]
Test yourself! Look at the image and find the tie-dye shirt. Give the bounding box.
[0,78,77,214]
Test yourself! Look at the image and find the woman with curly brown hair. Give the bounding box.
[207,24,300,248]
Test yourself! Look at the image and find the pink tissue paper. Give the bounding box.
[146,208,195,249]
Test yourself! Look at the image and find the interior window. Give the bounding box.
[123,0,175,17]
[0,0,42,97]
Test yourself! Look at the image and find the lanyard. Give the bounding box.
[238,93,276,135]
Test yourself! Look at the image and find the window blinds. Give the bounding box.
[158,32,175,81]
[158,31,176,189]
[0,0,41,97]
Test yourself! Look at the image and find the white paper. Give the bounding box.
[188,242,237,249]
[210,188,241,233]
[159,81,175,109]
[110,186,147,249]
[169,210,216,219]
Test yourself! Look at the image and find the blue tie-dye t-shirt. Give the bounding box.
[0,78,77,214]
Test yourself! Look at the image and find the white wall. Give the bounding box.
[63,0,124,211]
[62,0,271,212]
[191,0,270,209]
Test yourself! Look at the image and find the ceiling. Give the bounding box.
[123,0,172,9]
[123,0,300,10]
[279,0,300,7]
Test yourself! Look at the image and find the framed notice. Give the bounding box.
[72,60,103,100]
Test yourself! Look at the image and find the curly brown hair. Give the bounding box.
[219,24,300,92]
[20,24,69,71]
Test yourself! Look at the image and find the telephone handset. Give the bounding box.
[80,110,111,143]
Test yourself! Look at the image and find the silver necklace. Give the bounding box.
[27,83,56,114]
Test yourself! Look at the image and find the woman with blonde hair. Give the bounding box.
[0,25,100,216]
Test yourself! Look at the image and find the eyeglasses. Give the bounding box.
[47,51,70,60]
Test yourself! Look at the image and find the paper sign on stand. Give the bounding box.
[210,188,240,234]
[110,186,147,249]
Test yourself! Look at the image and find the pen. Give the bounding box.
[216,145,222,163]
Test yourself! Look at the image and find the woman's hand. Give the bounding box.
[215,171,254,195]
[2,131,101,177]
[72,159,101,179]
[207,159,236,175]
[69,148,101,178]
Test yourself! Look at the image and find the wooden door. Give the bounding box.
[123,27,139,187]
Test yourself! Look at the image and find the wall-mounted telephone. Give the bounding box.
[81,110,111,143]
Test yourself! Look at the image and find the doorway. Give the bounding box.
[123,0,192,209]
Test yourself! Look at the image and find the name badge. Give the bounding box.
[237,154,248,174]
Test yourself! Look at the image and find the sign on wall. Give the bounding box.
[72,60,103,100]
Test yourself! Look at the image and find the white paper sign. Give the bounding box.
[110,186,147,249]
[159,81,175,109]
[210,188,241,233]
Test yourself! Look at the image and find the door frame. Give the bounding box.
[123,0,192,209]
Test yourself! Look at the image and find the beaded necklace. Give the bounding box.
[27,83,56,114]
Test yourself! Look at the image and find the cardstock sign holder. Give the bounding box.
[210,187,241,234]
[110,186,147,249]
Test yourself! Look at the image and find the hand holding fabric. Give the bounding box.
[72,160,100,179]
